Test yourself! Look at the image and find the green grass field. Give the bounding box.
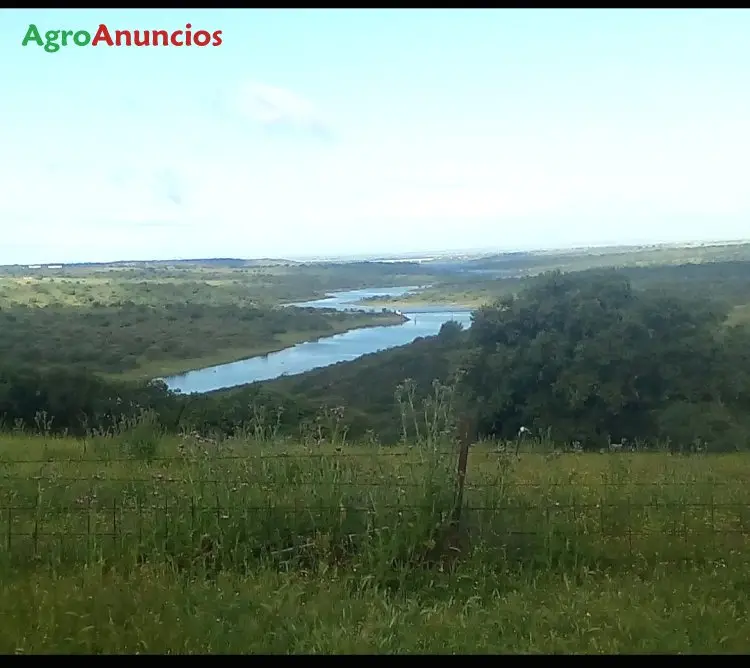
[1,430,749,653]
[4,559,747,653]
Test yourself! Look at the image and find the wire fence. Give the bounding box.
[2,496,749,565]
[2,447,750,567]
[1,504,749,569]
[1,451,461,464]
[4,475,750,487]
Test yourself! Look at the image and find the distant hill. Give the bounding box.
[0,258,301,271]
[68,258,301,268]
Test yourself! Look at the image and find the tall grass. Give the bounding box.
[2,432,749,577]
[1,398,750,652]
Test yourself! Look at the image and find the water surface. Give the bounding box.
[163,286,472,394]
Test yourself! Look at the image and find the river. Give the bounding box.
[162,286,473,394]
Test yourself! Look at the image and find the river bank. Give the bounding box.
[113,311,406,382]
[161,286,473,394]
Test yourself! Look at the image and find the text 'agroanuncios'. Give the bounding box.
[22,23,223,53]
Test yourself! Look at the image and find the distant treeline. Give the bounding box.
[0,303,389,374]
[0,364,314,440]
[2,265,750,452]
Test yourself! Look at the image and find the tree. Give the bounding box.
[438,320,464,344]
[460,269,749,450]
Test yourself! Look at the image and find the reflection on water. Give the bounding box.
[162,286,473,394]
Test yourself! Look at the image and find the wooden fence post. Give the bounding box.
[452,415,473,531]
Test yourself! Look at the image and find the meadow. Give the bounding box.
[1,422,749,653]
[0,262,419,379]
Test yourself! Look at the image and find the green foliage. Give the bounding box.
[3,247,750,652]
[437,319,464,344]
[262,334,465,443]
[0,261,431,381]
[117,408,164,461]
[0,261,441,309]
[2,562,750,653]
[2,432,750,653]
[0,365,180,437]
[461,270,750,450]
[0,302,400,376]
[366,245,750,309]
[2,254,750,455]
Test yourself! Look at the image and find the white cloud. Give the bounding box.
[229,80,333,139]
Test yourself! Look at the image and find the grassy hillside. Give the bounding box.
[1,430,749,653]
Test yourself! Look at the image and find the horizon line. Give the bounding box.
[3,237,750,269]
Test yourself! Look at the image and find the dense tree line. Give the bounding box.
[266,268,750,451]
[2,266,750,452]
[0,364,310,440]
[462,270,750,450]
[615,260,750,307]
[0,365,181,434]
[0,303,396,375]
[384,257,750,309]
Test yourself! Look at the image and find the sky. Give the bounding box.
[1,8,750,264]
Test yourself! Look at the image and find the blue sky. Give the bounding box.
[1,9,749,264]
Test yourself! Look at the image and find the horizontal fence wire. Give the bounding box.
[0,448,705,465]
[2,449,750,565]
[2,501,749,543]
[5,531,750,540]
[1,476,748,487]
[0,501,747,513]
[0,451,463,464]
